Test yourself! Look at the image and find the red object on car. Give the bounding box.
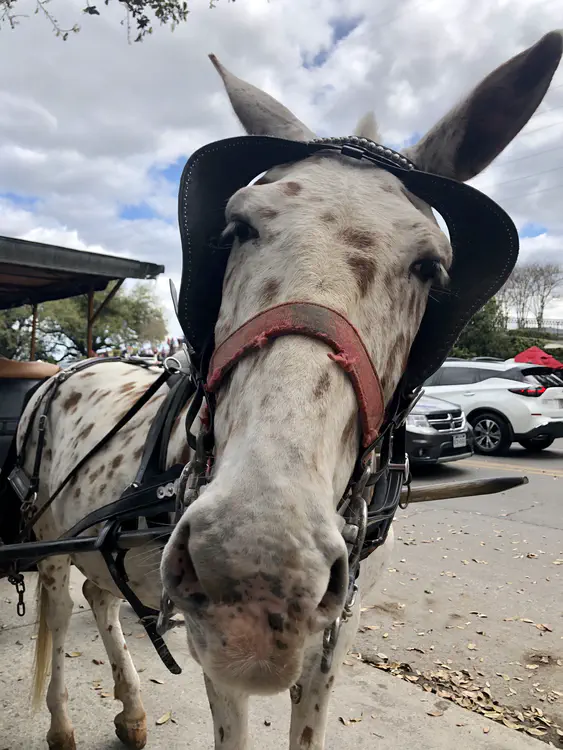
[514,346,563,369]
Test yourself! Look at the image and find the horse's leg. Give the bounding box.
[82,579,147,750]
[33,556,76,750]
[289,597,361,750]
[204,673,249,750]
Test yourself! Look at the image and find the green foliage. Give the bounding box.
[0,0,228,42]
[451,298,548,360]
[0,282,167,362]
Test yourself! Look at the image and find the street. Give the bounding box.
[0,444,561,749]
[356,443,563,745]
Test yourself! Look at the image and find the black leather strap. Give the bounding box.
[97,521,182,674]
[18,368,172,540]
[61,464,183,539]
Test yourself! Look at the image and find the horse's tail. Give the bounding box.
[31,578,51,712]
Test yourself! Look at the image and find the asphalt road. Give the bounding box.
[355,441,563,745]
[0,443,561,749]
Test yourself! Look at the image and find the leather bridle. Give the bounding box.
[173,300,419,672]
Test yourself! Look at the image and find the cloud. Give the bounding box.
[1,0,563,332]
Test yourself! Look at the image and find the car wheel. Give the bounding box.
[518,436,555,452]
[469,413,511,456]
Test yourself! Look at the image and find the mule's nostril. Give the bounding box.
[318,554,348,611]
[188,593,209,608]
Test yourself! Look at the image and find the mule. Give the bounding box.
[17,30,562,750]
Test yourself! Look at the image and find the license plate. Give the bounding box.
[453,434,467,448]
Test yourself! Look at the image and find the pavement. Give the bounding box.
[1,444,562,749]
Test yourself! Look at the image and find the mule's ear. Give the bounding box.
[209,54,315,142]
[404,31,563,181]
[354,111,381,141]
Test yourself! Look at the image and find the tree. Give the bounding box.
[451,298,546,360]
[0,282,167,362]
[501,266,536,328]
[0,0,230,43]
[528,262,562,329]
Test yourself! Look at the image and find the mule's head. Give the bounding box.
[162,32,562,693]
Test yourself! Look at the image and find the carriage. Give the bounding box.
[0,31,559,750]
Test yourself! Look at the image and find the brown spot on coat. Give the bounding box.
[321,211,336,223]
[219,726,225,742]
[283,181,302,196]
[62,391,81,412]
[347,254,378,297]
[300,727,314,747]
[120,382,136,393]
[111,455,123,470]
[313,370,331,399]
[260,278,280,306]
[339,227,375,250]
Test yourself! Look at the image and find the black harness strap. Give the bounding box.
[97,520,182,674]
[61,465,182,540]
[13,363,172,542]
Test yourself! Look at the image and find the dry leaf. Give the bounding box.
[339,716,363,726]
[525,664,539,671]
[467,643,477,650]
[100,692,111,698]
[65,651,82,658]
[526,727,547,737]
[135,633,146,639]
[150,678,165,685]
[535,624,552,632]
[427,710,444,717]
[92,659,104,665]
[483,727,490,734]
[156,712,172,726]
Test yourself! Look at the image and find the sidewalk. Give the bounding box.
[0,568,545,749]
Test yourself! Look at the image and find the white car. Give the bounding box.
[422,360,563,455]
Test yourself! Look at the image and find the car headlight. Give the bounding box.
[406,414,431,429]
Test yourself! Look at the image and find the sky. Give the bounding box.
[1,0,563,338]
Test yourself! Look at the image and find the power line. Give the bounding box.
[477,163,563,191]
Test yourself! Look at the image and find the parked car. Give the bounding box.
[406,395,474,465]
[422,360,563,455]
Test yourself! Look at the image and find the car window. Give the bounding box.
[435,367,479,386]
[423,370,443,387]
[483,368,526,383]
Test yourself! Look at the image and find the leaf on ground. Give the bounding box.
[427,710,444,717]
[467,643,477,650]
[483,727,490,734]
[92,659,104,665]
[339,716,363,726]
[535,624,553,632]
[525,664,539,671]
[526,727,547,737]
[156,712,172,726]
[150,678,165,685]
[65,651,82,658]
[520,618,534,624]
[99,692,111,698]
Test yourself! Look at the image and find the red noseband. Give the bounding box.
[206,302,385,448]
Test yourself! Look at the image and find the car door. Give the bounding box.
[423,366,481,411]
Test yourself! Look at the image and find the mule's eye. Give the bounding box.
[411,258,441,283]
[234,220,259,244]
[219,219,259,248]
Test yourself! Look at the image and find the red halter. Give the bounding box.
[206,301,385,448]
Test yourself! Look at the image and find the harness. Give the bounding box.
[3,134,520,678]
